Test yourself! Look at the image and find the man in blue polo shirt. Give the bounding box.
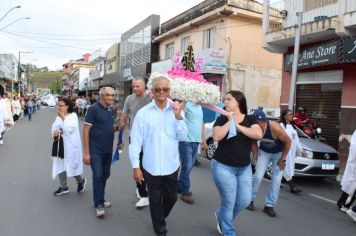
[83,86,116,218]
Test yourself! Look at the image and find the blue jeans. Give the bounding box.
[90,153,112,207]
[211,160,252,236]
[178,141,199,194]
[252,149,283,207]
[28,107,33,121]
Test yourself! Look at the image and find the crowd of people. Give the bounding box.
[0,89,42,145]
[47,76,355,236]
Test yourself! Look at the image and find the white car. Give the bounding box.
[204,120,340,178]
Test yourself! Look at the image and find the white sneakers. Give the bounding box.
[104,200,112,208]
[135,197,149,208]
[0,140,3,144]
[96,206,105,218]
[346,209,356,222]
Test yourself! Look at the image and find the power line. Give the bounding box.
[1,31,97,51]
[7,30,123,37]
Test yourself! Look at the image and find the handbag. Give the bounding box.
[51,134,64,159]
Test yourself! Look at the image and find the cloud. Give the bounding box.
[0,0,202,70]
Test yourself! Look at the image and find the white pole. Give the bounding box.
[288,12,303,111]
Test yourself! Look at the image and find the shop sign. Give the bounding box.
[151,59,173,74]
[123,68,133,81]
[285,41,340,72]
[197,49,227,74]
[343,38,356,62]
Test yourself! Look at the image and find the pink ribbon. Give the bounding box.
[168,99,228,116]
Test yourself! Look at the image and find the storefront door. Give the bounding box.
[296,71,342,149]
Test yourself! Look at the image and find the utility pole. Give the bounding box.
[288,12,303,111]
[18,51,32,96]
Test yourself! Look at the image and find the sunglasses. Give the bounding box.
[153,87,170,93]
[104,94,115,97]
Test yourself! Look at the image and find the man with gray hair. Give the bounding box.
[121,77,152,208]
[83,86,117,218]
[129,76,187,236]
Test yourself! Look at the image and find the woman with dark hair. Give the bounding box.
[280,109,303,194]
[51,97,86,196]
[211,90,263,235]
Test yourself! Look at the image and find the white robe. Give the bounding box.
[0,98,9,138]
[51,113,83,179]
[11,100,21,116]
[5,98,14,126]
[47,95,56,107]
[341,130,356,196]
[282,123,302,181]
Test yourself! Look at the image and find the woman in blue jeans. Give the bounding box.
[212,90,262,236]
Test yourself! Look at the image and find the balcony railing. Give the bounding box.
[268,0,285,32]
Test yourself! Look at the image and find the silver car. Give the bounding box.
[204,120,339,178]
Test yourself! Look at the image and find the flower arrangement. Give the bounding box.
[148,47,221,104]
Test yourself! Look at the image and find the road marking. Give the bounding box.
[309,193,337,204]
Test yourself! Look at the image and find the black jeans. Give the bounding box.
[129,136,148,198]
[338,190,356,208]
[137,151,149,197]
[144,168,178,235]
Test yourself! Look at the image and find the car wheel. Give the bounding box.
[206,138,216,160]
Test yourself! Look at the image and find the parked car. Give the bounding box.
[204,119,339,178]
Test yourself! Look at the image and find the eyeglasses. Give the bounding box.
[153,87,170,93]
[104,94,115,97]
[286,113,293,116]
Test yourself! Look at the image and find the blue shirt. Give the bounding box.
[184,102,203,143]
[129,100,188,176]
[84,102,114,154]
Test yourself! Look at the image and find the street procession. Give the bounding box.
[0,1,355,236]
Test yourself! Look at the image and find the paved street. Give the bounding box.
[0,108,354,236]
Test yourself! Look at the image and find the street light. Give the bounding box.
[0,17,31,31]
[0,5,21,22]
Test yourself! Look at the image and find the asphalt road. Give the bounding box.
[0,107,354,236]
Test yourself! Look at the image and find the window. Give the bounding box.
[181,36,191,53]
[304,0,338,11]
[165,42,175,59]
[203,27,216,49]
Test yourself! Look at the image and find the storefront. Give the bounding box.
[197,48,227,94]
[281,37,356,167]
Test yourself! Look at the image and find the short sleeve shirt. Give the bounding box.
[213,115,257,167]
[123,93,151,129]
[84,102,114,154]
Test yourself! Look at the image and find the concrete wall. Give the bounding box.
[157,10,283,113]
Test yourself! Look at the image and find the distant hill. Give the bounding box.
[30,71,62,92]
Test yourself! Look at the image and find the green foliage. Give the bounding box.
[49,79,62,94]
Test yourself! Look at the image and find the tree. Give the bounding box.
[49,78,62,94]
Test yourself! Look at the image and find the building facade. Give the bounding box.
[103,43,122,103]
[0,54,18,94]
[119,14,160,100]
[62,54,93,96]
[262,0,356,170]
[88,48,106,95]
[154,0,283,115]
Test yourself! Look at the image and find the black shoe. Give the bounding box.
[194,160,201,167]
[77,178,87,193]
[246,201,254,211]
[54,187,69,196]
[263,206,277,217]
[290,186,302,194]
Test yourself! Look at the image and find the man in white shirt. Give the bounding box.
[129,76,188,236]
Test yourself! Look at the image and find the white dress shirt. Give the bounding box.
[129,100,188,176]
